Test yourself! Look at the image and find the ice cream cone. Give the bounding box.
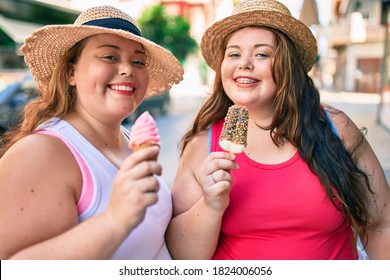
[129,111,161,161]
[131,142,159,161]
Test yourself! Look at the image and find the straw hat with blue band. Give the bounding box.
[201,0,318,73]
[21,5,184,97]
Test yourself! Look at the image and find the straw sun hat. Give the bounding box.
[201,0,318,72]
[21,5,184,97]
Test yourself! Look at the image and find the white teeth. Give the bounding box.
[111,85,134,91]
[235,78,258,84]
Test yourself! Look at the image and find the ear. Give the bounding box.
[68,64,76,86]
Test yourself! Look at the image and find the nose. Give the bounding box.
[238,59,254,71]
[119,62,134,77]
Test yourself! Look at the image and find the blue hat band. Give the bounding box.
[82,18,142,37]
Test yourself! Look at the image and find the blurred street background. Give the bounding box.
[1,0,390,186]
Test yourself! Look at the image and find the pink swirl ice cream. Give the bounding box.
[129,111,160,161]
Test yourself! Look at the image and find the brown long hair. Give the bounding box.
[181,26,373,242]
[0,40,87,156]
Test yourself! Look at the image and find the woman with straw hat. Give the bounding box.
[0,6,183,259]
[166,0,390,259]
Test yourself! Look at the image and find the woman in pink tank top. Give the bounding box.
[166,0,390,260]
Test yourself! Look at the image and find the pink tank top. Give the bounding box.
[210,119,357,260]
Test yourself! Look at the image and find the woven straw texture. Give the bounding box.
[21,6,184,97]
[201,0,317,72]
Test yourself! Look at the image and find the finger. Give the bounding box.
[213,169,232,183]
[205,157,238,175]
[204,180,232,205]
[126,188,159,210]
[138,175,160,193]
[122,146,160,169]
[209,180,231,193]
[141,192,159,207]
[207,151,236,162]
[209,172,217,185]
[209,169,232,185]
[125,160,162,180]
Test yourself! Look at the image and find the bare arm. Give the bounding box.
[0,134,161,259]
[361,146,390,259]
[166,131,237,259]
[327,106,390,259]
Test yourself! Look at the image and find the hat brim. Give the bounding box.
[21,25,184,97]
[201,11,317,72]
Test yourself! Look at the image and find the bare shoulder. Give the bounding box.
[323,104,351,133]
[1,133,82,187]
[0,133,82,259]
[323,104,363,150]
[185,130,209,156]
[179,130,209,177]
[171,131,208,216]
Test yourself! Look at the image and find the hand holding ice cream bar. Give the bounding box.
[129,111,161,161]
[219,105,249,154]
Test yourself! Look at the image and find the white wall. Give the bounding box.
[344,42,383,91]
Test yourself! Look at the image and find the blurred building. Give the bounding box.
[326,0,390,130]
[327,0,384,94]
[0,0,79,68]
[162,0,233,42]
[380,0,390,130]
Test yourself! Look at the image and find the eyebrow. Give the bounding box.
[226,43,275,49]
[97,44,146,55]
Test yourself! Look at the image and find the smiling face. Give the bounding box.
[221,27,278,115]
[68,33,149,124]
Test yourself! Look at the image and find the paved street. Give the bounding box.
[125,86,390,188]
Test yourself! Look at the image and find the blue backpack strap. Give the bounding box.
[207,126,212,155]
[324,108,339,138]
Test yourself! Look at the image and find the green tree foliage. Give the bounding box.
[138,4,198,64]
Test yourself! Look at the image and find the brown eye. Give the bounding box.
[102,55,118,62]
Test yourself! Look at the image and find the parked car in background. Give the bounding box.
[0,74,37,136]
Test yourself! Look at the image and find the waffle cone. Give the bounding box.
[131,142,159,161]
